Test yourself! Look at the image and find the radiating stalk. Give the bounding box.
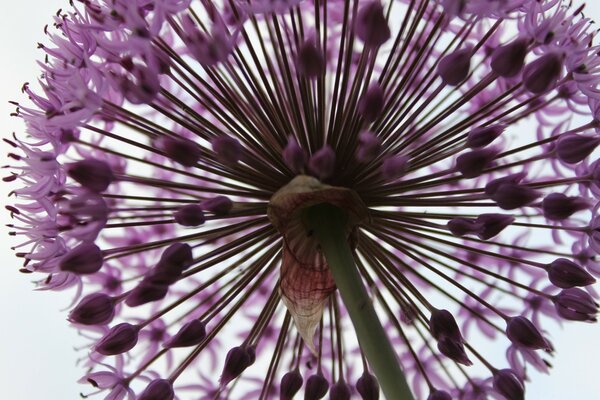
[305,203,415,400]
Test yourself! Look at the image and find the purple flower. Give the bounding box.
[7,1,600,399]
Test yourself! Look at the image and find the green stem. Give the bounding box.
[305,203,415,400]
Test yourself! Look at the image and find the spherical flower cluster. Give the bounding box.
[6,0,600,399]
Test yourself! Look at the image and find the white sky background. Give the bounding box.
[2,1,600,399]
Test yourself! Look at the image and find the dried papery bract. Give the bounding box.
[267,175,368,352]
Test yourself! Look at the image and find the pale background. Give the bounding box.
[1,1,600,399]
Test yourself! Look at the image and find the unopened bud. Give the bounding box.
[67,159,114,193]
[138,379,174,400]
[485,172,526,196]
[493,369,525,400]
[297,39,326,79]
[330,380,352,400]
[437,336,472,366]
[125,281,169,307]
[466,125,505,148]
[174,204,205,227]
[220,345,256,387]
[455,148,497,178]
[95,323,139,355]
[59,243,104,275]
[356,372,379,400]
[381,155,409,180]
[553,288,599,322]
[211,135,243,164]
[305,374,329,400]
[490,38,529,78]
[542,193,589,221]
[556,133,600,164]
[358,83,385,122]
[523,53,563,94]
[438,48,472,86]
[163,319,206,348]
[547,258,596,289]
[283,138,306,173]
[489,183,541,210]
[200,196,233,215]
[506,316,549,350]
[69,293,115,325]
[356,1,391,48]
[447,217,482,237]
[475,213,515,240]
[280,369,303,400]
[356,132,382,163]
[308,146,336,180]
[160,137,201,167]
[428,390,452,400]
[429,309,462,342]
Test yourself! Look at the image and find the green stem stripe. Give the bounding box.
[306,203,415,400]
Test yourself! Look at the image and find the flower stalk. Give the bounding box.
[305,202,415,400]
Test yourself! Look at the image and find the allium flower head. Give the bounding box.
[6,0,600,398]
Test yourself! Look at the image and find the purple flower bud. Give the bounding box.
[160,137,202,167]
[475,213,515,240]
[429,309,462,342]
[489,183,541,210]
[466,125,505,148]
[297,39,326,79]
[163,319,206,348]
[356,132,382,163]
[493,369,524,400]
[68,293,115,325]
[447,217,481,237]
[437,336,473,366]
[138,379,174,400]
[309,145,336,180]
[219,345,256,387]
[283,138,306,173]
[67,159,114,193]
[506,316,549,350]
[355,1,391,48]
[149,264,185,286]
[95,323,139,355]
[59,243,104,274]
[381,155,409,180]
[428,390,452,400]
[438,48,472,86]
[159,243,193,270]
[174,204,205,227]
[542,193,589,221]
[280,369,303,400]
[211,135,243,164]
[523,53,563,94]
[553,288,599,322]
[547,258,596,289]
[490,38,529,78]
[180,15,234,66]
[440,0,465,17]
[305,374,329,400]
[556,133,600,164]
[358,83,385,122]
[118,66,160,105]
[200,196,233,215]
[455,148,497,178]
[484,172,527,196]
[356,372,379,400]
[125,281,169,307]
[330,381,352,400]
